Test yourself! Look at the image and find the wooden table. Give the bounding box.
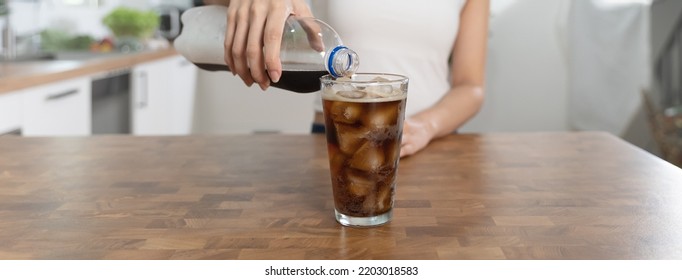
[0,132,681,260]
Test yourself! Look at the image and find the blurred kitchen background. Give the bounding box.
[0,0,680,166]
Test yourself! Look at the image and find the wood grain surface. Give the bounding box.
[0,132,681,260]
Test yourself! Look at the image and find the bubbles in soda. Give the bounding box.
[323,96,406,217]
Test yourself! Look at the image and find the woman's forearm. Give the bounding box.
[414,0,488,137]
[411,85,485,138]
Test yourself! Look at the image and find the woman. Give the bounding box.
[208,0,488,158]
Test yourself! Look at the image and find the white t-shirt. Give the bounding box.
[312,0,466,117]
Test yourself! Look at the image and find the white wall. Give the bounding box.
[566,0,651,136]
[460,0,571,133]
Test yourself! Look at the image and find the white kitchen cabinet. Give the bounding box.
[22,77,91,136]
[131,56,174,135]
[193,69,316,134]
[0,91,23,134]
[131,54,197,135]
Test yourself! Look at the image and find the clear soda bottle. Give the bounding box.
[173,5,359,93]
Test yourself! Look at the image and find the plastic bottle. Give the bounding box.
[173,5,359,93]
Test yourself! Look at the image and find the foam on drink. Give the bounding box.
[322,76,407,103]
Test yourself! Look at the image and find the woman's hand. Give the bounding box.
[400,118,437,158]
[224,0,314,90]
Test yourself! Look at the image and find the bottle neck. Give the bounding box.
[325,45,359,78]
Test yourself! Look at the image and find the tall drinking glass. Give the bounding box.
[320,73,408,227]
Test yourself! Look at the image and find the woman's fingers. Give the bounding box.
[223,0,312,90]
[231,3,254,86]
[262,2,292,84]
[223,2,238,74]
[400,144,416,158]
[400,123,412,157]
[299,18,324,52]
[246,1,270,89]
[399,118,434,158]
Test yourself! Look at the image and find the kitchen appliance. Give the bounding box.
[91,69,131,134]
[157,5,183,41]
[157,0,204,41]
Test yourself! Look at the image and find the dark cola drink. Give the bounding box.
[194,63,327,93]
[320,74,408,227]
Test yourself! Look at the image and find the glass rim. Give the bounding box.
[320,73,409,84]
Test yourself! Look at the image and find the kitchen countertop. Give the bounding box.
[0,132,681,260]
[0,48,179,94]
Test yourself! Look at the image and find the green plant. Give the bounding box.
[0,0,8,16]
[102,7,159,39]
[40,29,95,52]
